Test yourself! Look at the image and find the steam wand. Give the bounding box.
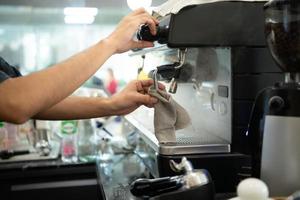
[169,48,187,93]
[169,157,209,189]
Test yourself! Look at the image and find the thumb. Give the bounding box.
[131,40,154,49]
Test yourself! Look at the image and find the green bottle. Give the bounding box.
[61,120,78,163]
[0,122,7,150]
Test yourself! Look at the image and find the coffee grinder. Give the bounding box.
[248,0,300,196]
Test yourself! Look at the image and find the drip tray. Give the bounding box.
[142,134,231,156]
[156,135,230,156]
[126,115,230,156]
[157,142,230,156]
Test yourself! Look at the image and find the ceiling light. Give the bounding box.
[63,7,98,25]
[64,7,98,16]
[64,15,95,24]
[127,0,152,10]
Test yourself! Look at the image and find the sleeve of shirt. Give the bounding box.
[0,57,22,84]
[0,71,10,84]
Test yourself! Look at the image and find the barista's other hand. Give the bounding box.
[105,8,159,54]
[109,79,164,115]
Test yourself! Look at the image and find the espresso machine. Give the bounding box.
[125,1,283,193]
[248,0,300,196]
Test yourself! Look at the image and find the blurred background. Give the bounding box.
[0,0,166,91]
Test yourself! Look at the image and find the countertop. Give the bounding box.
[98,152,236,200]
[0,152,235,200]
[0,151,148,200]
[100,154,235,200]
[0,114,235,200]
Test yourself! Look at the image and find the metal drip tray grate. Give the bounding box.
[175,134,228,146]
[157,141,230,156]
[154,129,231,155]
[176,138,200,145]
[176,137,211,145]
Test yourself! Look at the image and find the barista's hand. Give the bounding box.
[108,79,164,115]
[105,8,159,54]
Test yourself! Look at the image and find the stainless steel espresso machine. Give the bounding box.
[125,1,284,193]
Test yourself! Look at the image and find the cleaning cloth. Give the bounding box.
[148,86,191,143]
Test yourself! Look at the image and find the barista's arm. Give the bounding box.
[33,80,160,120]
[0,9,158,124]
[33,96,114,120]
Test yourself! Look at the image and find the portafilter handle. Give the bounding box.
[130,176,183,197]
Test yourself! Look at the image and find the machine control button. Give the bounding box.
[219,101,228,115]
[268,96,285,110]
[218,85,229,98]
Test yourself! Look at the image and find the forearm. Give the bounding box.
[0,40,115,123]
[34,96,115,120]
[0,9,157,124]
[35,79,160,120]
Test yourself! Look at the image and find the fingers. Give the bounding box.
[140,79,154,87]
[108,8,159,53]
[145,104,155,108]
[135,79,152,88]
[131,41,154,49]
[141,79,165,90]
[138,79,154,93]
[135,80,152,94]
[135,80,145,94]
[135,93,158,106]
[157,82,165,90]
[139,14,158,35]
[135,79,165,93]
[130,10,158,35]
